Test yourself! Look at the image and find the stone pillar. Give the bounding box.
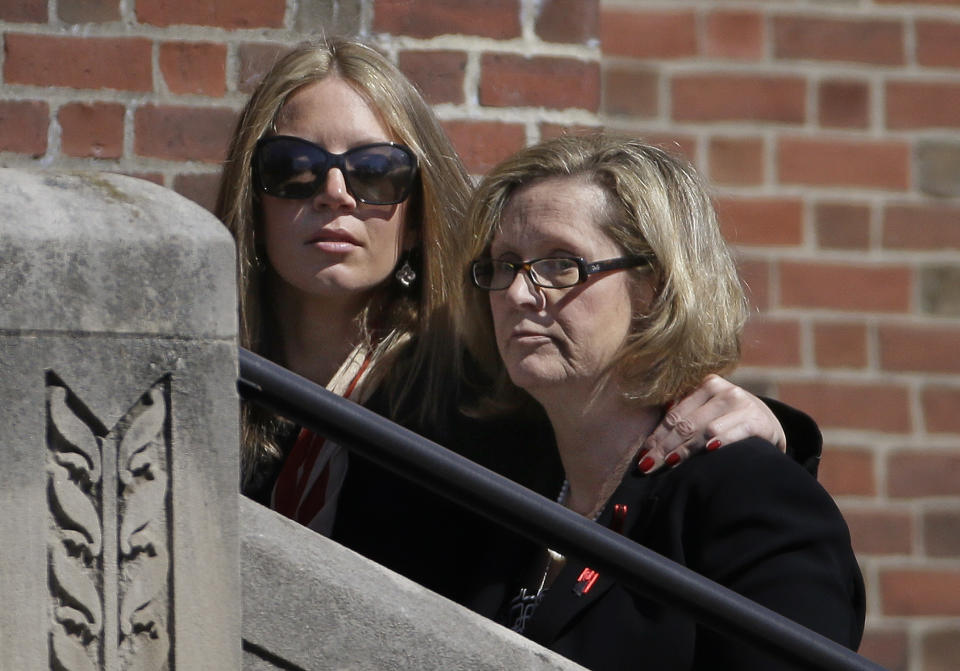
[0,170,240,671]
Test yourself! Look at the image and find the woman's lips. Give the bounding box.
[306,228,360,252]
[510,329,552,343]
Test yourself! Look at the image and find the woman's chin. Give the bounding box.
[506,363,568,395]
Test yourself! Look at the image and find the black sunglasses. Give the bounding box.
[254,135,419,205]
[471,255,653,291]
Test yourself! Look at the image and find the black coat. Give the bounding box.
[466,439,865,670]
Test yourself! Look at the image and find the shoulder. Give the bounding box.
[762,397,823,476]
[670,436,818,491]
[648,437,848,541]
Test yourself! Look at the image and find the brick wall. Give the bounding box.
[1,1,958,669]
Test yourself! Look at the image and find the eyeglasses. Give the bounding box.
[253,135,419,205]
[470,255,652,291]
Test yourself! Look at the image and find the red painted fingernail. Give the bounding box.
[635,447,650,463]
[664,400,676,411]
[706,438,722,452]
[638,456,655,473]
[665,452,681,467]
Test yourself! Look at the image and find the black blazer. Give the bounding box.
[330,392,826,603]
[466,439,865,671]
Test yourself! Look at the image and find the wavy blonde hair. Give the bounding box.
[215,38,473,488]
[460,134,747,408]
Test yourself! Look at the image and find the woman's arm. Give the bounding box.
[637,375,822,476]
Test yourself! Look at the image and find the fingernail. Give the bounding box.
[638,456,655,473]
[665,452,681,467]
[635,447,650,463]
[706,438,722,452]
[664,400,675,411]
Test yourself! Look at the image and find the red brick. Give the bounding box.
[672,74,805,123]
[137,0,284,28]
[779,382,911,432]
[0,100,48,156]
[815,203,871,250]
[374,0,520,39]
[916,21,960,68]
[780,261,911,312]
[704,10,764,60]
[4,34,151,92]
[740,318,801,367]
[398,50,467,105]
[538,123,604,140]
[535,0,598,44]
[737,260,771,312]
[480,54,600,112]
[716,197,803,246]
[923,386,960,434]
[858,629,908,671]
[883,204,960,250]
[879,324,960,374]
[58,0,120,23]
[58,102,124,159]
[924,630,960,671]
[819,448,876,497]
[708,137,764,186]
[881,569,960,615]
[888,451,960,497]
[773,15,905,65]
[601,9,696,59]
[134,105,236,163]
[819,79,870,129]
[0,0,46,21]
[845,508,913,555]
[814,322,869,369]
[925,510,960,557]
[160,42,226,97]
[237,43,290,94]
[887,81,960,129]
[442,120,526,175]
[174,173,221,213]
[603,66,658,117]
[777,137,909,190]
[917,140,960,198]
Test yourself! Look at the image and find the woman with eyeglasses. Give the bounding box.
[214,37,822,600]
[460,134,864,669]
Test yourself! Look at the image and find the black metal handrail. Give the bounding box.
[238,347,887,671]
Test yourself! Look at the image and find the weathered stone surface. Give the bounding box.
[241,498,585,670]
[0,169,235,336]
[0,169,239,671]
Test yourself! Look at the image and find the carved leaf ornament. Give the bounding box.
[47,377,171,671]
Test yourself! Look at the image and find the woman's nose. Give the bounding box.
[312,167,356,210]
[504,270,546,310]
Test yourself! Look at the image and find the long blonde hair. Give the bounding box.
[215,38,473,489]
[461,134,747,408]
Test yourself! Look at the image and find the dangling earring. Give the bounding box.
[395,258,416,288]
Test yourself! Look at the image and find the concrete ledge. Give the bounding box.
[0,169,235,336]
[241,497,584,670]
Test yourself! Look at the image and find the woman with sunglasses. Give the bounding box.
[459,134,863,669]
[215,38,821,599]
